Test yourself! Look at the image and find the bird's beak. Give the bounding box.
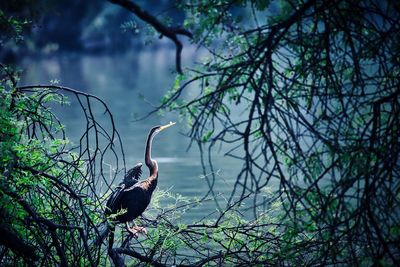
[159,121,176,131]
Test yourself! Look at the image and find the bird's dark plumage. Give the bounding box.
[104,122,175,239]
[124,165,143,181]
[105,163,143,218]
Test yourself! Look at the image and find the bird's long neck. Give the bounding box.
[144,131,158,189]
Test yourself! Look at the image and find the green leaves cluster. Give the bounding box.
[1,0,400,265]
[0,80,102,265]
[119,188,296,266]
[159,0,400,265]
[0,9,29,44]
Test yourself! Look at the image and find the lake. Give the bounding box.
[19,45,243,222]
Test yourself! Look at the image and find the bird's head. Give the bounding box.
[150,121,176,137]
[124,162,143,181]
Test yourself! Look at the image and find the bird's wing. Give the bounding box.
[125,166,142,181]
[125,168,136,180]
[105,179,139,215]
[124,184,140,192]
[105,186,124,215]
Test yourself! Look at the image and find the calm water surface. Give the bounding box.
[20,46,243,221]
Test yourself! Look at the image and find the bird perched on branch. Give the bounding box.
[90,163,143,250]
[105,122,176,240]
[105,162,143,222]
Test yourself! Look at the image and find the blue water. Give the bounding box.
[19,46,243,221]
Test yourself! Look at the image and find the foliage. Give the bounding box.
[154,0,400,265]
[1,0,400,266]
[0,0,46,52]
[0,72,320,266]
[0,68,126,265]
[104,187,288,266]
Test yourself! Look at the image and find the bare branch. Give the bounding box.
[108,0,192,74]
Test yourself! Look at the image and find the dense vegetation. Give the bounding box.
[1,0,399,266]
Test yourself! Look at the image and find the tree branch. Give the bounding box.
[108,0,192,74]
[0,224,39,262]
[110,247,168,267]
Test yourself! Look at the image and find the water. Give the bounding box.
[19,46,242,221]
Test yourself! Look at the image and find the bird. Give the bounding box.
[105,121,176,240]
[105,162,143,220]
[89,163,143,250]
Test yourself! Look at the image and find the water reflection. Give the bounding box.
[19,46,242,221]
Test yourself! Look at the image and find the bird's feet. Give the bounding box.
[126,221,148,238]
